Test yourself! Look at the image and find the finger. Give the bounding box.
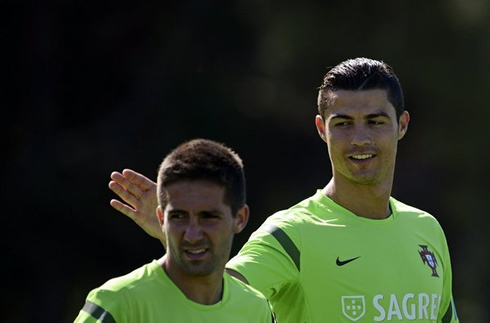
[108,180,141,206]
[110,172,146,199]
[122,169,156,191]
[110,199,137,221]
[110,172,127,187]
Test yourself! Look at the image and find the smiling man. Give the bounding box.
[315,88,409,218]
[106,58,459,322]
[75,139,273,322]
[226,58,458,322]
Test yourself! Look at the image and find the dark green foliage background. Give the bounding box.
[5,1,489,321]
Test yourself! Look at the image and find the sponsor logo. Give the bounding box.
[336,256,360,266]
[341,293,441,321]
[418,245,439,277]
[372,293,441,321]
[342,296,366,321]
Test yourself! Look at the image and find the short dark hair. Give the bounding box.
[317,57,405,119]
[157,139,246,216]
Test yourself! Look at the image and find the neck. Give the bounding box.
[323,177,393,219]
[158,256,224,305]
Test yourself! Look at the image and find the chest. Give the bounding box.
[297,222,446,321]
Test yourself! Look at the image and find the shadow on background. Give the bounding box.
[5,0,489,322]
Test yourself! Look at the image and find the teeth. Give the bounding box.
[187,249,206,254]
[352,154,373,160]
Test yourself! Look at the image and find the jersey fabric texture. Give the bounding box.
[227,190,459,322]
[75,260,272,323]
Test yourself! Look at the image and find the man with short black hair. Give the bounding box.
[107,58,459,322]
[75,139,273,322]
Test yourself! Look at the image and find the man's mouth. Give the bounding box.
[187,249,206,254]
[350,154,375,160]
[184,248,208,259]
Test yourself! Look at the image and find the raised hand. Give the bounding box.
[108,169,165,242]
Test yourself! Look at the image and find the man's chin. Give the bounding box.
[181,262,216,277]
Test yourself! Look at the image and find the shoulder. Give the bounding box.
[79,261,164,321]
[101,261,158,291]
[255,190,342,242]
[391,197,434,218]
[262,192,326,228]
[223,273,272,317]
[86,261,163,305]
[241,192,331,252]
[225,272,268,300]
[391,197,445,231]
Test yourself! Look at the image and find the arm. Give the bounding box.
[226,220,300,299]
[108,169,165,243]
[74,300,116,323]
[438,236,459,322]
[225,268,249,284]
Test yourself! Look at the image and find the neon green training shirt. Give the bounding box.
[75,260,273,322]
[227,190,459,322]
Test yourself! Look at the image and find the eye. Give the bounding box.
[201,212,221,222]
[334,121,351,127]
[369,119,385,126]
[169,212,187,221]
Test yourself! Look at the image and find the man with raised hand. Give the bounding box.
[108,58,459,322]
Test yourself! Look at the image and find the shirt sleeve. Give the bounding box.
[439,233,459,323]
[226,217,301,299]
[74,288,126,323]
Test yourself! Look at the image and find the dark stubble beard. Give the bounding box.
[170,238,234,277]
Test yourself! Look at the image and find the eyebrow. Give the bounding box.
[330,111,391,120]
[167,209,222,216]
[366,112,391,119]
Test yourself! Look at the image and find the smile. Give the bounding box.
[184,248,209,259]
[187,249,207,255]
[350,154,374,160]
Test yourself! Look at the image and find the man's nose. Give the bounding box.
[351,125,372,146]
[183,221,204,243]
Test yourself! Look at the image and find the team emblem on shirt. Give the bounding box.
[341,296,365,321]
[418,245,439,277]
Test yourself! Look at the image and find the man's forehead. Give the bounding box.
[324,89,394,113]
[165,180,223,196]
[163,180,226,206]
[326,89,389,101]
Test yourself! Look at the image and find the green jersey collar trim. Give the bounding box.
[154,259,229,310]
[312,189,397,225]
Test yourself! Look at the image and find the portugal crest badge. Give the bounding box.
[418,245,439,277]
[341,296,366,321]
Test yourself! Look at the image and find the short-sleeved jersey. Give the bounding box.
[75,260,273,323]
[227,190,459,322]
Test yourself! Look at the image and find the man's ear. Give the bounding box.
[398,111,410,140]
[157,206,164,227]
[315,115,327,142]
[156,206,168,250]
[233,205,249,234]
